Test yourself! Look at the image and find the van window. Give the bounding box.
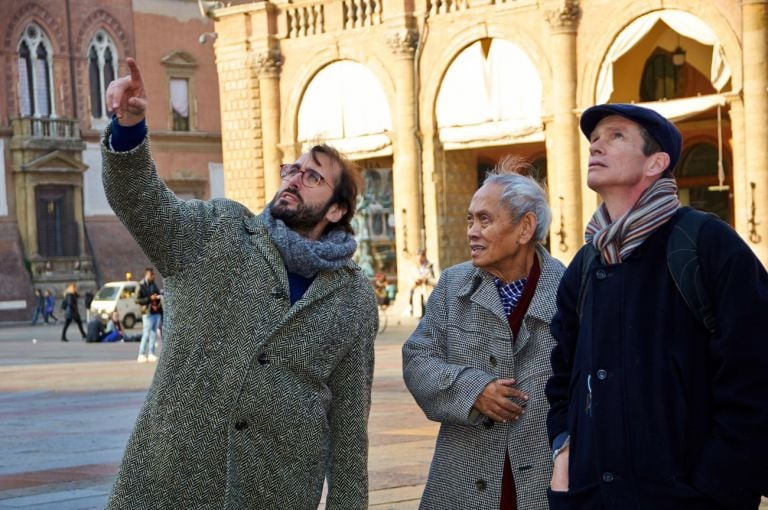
[120,286,137,299]
[96,286,119,300]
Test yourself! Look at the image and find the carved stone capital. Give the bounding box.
[386,29,418,56]
[545,1,581,33]
[253,49,283,77]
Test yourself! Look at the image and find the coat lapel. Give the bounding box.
[515,247,561,354]
[457,267,508,326]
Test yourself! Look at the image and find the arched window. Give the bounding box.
[17,23,55,117]
[640,52,684,102]
[88,30,118,124]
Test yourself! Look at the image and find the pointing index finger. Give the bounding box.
[126,57,143,85]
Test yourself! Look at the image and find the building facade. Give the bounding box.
[206,0,767,304]
[0,0,222,320]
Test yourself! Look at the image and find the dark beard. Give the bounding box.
[270,191,332,232]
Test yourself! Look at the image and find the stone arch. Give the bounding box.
[578,3,741,106]
[75,9,131,59]
[74,10,131,122]
[420,23,551,144]
[4,2,65,53]
[4,3,67,117]
[282,46,395,148]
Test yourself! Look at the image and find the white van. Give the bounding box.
[90,281,143,328]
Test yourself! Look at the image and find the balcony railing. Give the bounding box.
[11,117,81,141]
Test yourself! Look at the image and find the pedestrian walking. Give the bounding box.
[30,288,45,325]
[60,283,86,342]
[44,289,58,323]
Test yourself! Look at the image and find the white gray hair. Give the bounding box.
[482,156,551,243]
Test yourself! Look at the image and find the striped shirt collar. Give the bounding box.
[493,276,527,316]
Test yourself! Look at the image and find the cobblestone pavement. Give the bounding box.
[0,321,766,509]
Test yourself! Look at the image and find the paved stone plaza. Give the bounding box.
[0,320,436,509]
[0,321,766,509]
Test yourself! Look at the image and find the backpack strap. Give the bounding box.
[666,207,717,334]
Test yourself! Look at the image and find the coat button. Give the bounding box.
[489,355,497,367]
[602,472,614,483]
[475,479,487,491]
[257,353,270,365]
[595,269,607,280]
[483,419,494,429]
[270,286,284,298]
[596,369,607,380]
[234,420,249,431]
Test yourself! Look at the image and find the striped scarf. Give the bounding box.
[585,178,680,264]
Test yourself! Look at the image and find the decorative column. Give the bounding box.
[544,1,582,262]
[255,48,283,203]
[741,0,768,262]
[727,97,747,235]
[387,29,423,300]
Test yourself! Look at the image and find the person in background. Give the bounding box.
[408,250,435,316]
[43,289,58,324]
[60,283,86,342]
[86,316,106,343]
[135,268,162,363]
[403,157,565,509]
[30,288,45,325]
[103,311,140,342]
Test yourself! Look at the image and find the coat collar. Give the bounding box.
[456,246,561,326]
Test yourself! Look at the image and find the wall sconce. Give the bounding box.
[556,196,568,252]
[748,182,762,244]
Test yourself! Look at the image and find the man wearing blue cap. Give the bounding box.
[545,104,768,509]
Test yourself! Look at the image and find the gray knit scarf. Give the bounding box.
[585,178,680,264]
[261,206,357,278]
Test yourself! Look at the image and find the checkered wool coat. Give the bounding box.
[101,128,377,510]
[403,247,564,509]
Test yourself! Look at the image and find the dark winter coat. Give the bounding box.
[63,292,80,320]
[545,209,768,510]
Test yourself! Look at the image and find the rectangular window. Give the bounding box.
[170,78,189,131]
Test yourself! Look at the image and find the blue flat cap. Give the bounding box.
[580,103,682,173]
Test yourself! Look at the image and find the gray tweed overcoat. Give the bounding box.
[403,247,564,510]
[101,129,377,509]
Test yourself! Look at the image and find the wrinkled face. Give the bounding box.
[586,115,657,194]
[466,183,526,275]
[270,151,341,233]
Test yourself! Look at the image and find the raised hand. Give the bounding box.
[106,57,147,127]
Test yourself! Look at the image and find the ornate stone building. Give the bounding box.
[206,0,768,303]
[0,0,222,320]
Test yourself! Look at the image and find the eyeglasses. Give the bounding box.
[280,164,331,189]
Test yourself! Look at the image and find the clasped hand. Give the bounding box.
[473,378,528,423]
